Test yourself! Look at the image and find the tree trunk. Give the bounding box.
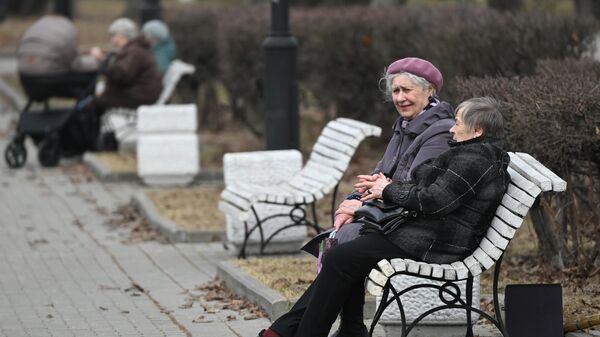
[530,196,565,268]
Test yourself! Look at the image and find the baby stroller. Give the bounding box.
[4,72,98,168]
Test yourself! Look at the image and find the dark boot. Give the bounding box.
[258,328,282,337]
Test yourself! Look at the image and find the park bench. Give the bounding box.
[219,117,381,258]
[101,59,196,150]
[365,152,567,337]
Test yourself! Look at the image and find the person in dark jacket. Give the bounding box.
[302,57,454,335]
[258,97,510,337]
[90,17,162,111]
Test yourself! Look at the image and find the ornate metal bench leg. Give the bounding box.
[369,283,390,337]
[238,206,266,259]
[493,255,509,336]
[465,276,474,337]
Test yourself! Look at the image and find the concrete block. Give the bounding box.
[378,274,480,325]
[137,134,199,186]
[137,104,197,133]
[222,150,306,253]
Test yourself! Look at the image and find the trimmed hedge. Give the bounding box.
[167,4,598,131]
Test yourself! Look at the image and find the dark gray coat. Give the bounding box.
[382,137,510,264]
[375,101,455,182]
[303,101,454,255]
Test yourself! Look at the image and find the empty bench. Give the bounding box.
[219,118,381,258]
[365,152,566,337]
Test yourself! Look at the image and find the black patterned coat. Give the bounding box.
[382,137,510,264]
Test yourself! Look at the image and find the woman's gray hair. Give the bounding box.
[456,97,504,139]
[379,71,436,102]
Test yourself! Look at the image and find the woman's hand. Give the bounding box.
[361,173,391,201]
[354,174,379,194]
[89,46,106,61]
[333,199,362,231]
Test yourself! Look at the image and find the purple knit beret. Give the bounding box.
[386,57,444,94]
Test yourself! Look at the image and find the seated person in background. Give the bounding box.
[90,17,162,111]
[142,19,177,75]
[258,97,511,337]
[17,14,99,99]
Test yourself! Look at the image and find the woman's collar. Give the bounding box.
[448,135,504,148]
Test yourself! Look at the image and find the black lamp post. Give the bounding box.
[263,0,299,150]
[0,0,7,23]
[141,0,161,24]
[54,0,73,19]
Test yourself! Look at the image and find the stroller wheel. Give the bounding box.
[4,141,27,168]
[38,137,61,167]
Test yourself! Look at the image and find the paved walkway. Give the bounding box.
[0,111,270,336]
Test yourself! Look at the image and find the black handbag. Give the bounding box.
[355,199,417,235]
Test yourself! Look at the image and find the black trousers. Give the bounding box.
[270,233,414,337]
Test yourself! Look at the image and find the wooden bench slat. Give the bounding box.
[407,260,421,274]
[495,205,524,229]
[431,264,444,279]
[418,263,433,277]
[506,183,536,207]
[308,152,348,172]
[328,120,366,137]
[302,161,343,182]
[509,152,553,191]
[500,194,530,217]
[473,248,495,270]
[491,217,517,239]
[337,117,382,137]
[369,269,388,287]
[315,134,356,156]
[507,166,542,197]
[479,238,503,260]
[441,264,457,280]
[313,149,352,168]
[377,260,395,277]
[366,280,383,297]
[485,226,510,250]
[464,256,482,276]
[390,258,407,272]
[515,152,567,192]
[450,261,470,280]
[321,127,361,148]
[313,142,352,162]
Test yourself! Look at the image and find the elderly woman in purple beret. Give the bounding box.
[258,94,510,337]
[257,57,457,337]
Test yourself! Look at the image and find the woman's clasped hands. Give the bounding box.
[356,172,392,201]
